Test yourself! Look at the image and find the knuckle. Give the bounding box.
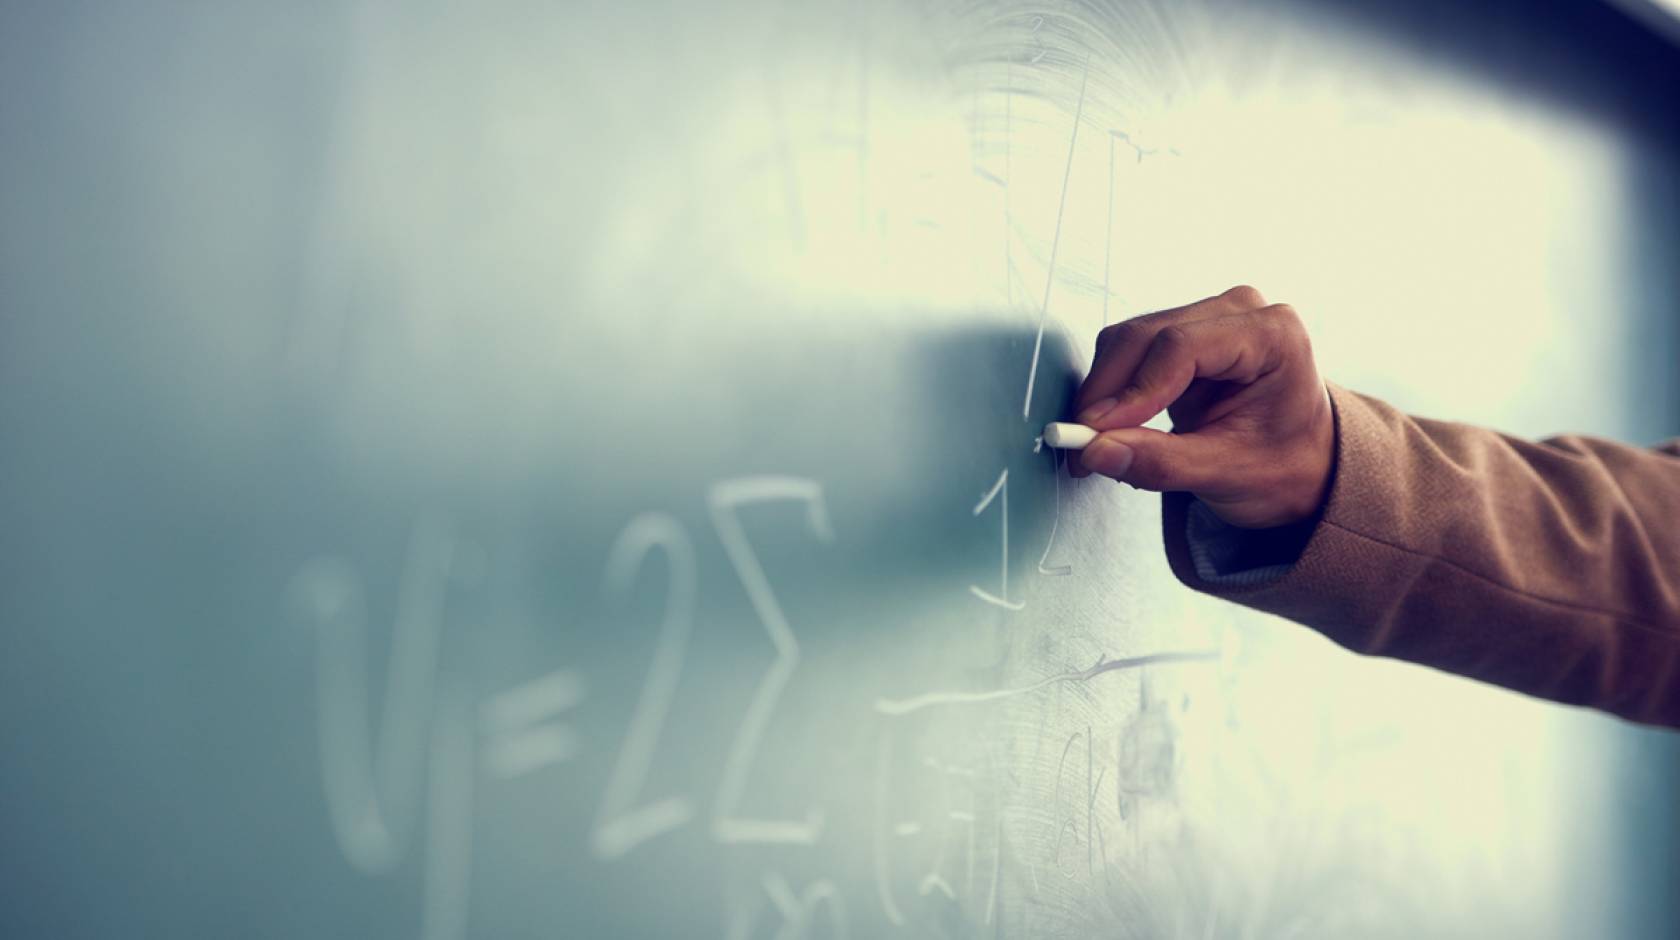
[1223,284,1266,308]
[1095,321,1147,361]
[1100,320,1144,347]
[1151,324,1193,353]
[1263,303,1307,340]
[1131,326,1193,395]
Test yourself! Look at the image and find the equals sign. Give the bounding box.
[480,669,585,779]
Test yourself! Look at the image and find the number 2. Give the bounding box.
[592,513,699,859]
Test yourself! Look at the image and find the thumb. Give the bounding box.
[1079,427,1227,493]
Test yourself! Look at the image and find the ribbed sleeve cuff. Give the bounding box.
[1181,499,1303,585]
[1159,382,1417,643]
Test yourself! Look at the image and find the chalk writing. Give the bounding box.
[970,469,1026,610]
[593,513,699,859]
[709,477,834,844]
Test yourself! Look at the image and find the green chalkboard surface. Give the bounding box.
[3,0,1679,937]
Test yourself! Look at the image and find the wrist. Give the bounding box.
[1278,382,1336,526]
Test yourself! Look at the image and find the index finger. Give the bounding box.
[1076,285,1267,422]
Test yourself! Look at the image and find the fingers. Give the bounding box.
[1065,288,1330,527]
[1078,426,1230,494]
[1077,285,1267,420]
[1090,308,1296,430]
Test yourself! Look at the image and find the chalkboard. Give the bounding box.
[3,0,1679,937]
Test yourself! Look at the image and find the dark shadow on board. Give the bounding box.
[770,318,1086,611]
[1278,0,1680,135]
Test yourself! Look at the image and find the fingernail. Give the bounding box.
[1083,438,1134,479]
[1079,397,1118,425]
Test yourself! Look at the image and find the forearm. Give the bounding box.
[1163,384,1680,727]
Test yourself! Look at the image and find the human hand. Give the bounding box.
[1069,286,1334,529]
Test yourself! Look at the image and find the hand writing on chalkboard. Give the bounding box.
[1069,285,1334,529]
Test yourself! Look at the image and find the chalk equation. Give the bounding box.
[278,16,1210,936]
[288,492,1211,937]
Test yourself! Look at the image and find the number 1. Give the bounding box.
[970,469,1024,610]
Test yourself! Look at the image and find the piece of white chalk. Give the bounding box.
[1042,422,1099,449]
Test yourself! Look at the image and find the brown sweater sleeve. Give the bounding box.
[1161,383,1680,728]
